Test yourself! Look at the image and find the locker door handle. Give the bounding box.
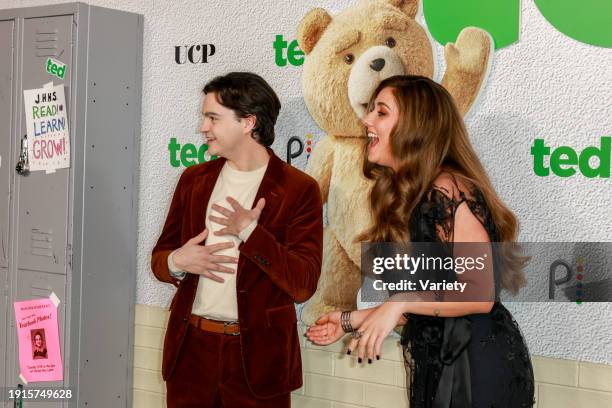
[15,135,30,176]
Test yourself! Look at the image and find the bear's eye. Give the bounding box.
[385,37,396,48]
[344,54,354,65]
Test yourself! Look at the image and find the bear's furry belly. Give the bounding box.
[327,137,373,267]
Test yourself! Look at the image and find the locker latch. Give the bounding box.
[15,135,30,176]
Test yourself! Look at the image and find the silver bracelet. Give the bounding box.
[340,311,354,333]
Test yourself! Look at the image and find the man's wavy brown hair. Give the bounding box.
[357,75,526,294]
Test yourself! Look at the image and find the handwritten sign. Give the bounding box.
[23,83,70,173]
[13,296,63,382]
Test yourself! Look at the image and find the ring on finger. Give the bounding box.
[351,331,364,340]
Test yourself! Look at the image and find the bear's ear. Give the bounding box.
[297,8,332,55]
[386,0,420,19]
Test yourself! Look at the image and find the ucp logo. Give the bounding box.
[423,0,612,49]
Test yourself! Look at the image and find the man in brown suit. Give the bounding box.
[151,72,323,407]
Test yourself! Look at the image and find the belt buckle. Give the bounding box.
[223,321,240,336]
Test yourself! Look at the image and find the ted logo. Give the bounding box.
[531,137,611,178]
[46,58,66,79]
[273,35,304,67]
[424,0,612,49]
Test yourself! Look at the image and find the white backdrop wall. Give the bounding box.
[4,0,612,364]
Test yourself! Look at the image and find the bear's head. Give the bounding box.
[298,0,434,137]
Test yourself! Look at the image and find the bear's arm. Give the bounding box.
[305,135,334,203]
[441,27,493,116]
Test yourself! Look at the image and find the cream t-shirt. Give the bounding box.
[170,161,267,321]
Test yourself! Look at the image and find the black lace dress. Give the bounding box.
[400,184,535,408]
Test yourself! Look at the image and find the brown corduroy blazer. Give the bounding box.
[151,150,323,398]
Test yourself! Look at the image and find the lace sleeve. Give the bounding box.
[418,182,495,243]
[397,178,496,303]
[427,179,495,302]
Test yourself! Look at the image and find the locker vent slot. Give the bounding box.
[35,28,59,57]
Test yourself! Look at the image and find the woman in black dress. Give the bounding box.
[306,75,535,407]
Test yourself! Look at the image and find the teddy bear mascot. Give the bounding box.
[298,0,493,325]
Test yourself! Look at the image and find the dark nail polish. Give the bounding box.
[346,350,351,355]
[368,358,372,364]
[376,355,380,360]
[358,358,362,363]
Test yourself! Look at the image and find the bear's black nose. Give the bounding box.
[370,58,385,72]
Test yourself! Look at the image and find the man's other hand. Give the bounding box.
[173,229,238,283]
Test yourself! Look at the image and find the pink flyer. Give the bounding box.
[13,296,63,382]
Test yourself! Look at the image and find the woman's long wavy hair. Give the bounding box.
[357,75,526,294]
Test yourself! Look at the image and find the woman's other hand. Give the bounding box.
[305,311,345,345]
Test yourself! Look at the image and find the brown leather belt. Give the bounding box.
[189,314,240,336]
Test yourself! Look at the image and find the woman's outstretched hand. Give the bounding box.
[348,302,405,362]
[305,311,345,345]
